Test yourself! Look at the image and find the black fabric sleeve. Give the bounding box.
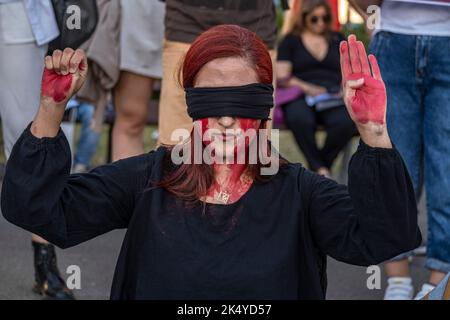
[277,34,296,62]
[302,140,422,266]
[1,123,153,249]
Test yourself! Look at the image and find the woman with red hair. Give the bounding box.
[2,25,420,299]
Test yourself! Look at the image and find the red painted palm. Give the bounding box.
[340,35,387,125]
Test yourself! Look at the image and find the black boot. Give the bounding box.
[32,241,75,300]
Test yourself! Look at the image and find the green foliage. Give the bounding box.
[341,23,370,49]
[276,3,285,37]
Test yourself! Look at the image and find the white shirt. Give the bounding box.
[0,0,59,46]
[378,0,450,36]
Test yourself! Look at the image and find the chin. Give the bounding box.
[206,137,250,164]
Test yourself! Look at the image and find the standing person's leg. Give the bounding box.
[114,0,164,160]
[73,102,101,172]
[158,39,192,146]
[282,98,325,171]
[318,105,357,171]
[0,39,44,159]
[113,72,154,160]
[421,35,450,294]
[0,21,74,300]
[370,32,424,299]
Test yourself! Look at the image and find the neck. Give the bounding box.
[213,163,248,185]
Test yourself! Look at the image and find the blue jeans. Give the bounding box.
[74,102,100,168]
[370,31,450,273]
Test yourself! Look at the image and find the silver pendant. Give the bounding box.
[214,191,230,204]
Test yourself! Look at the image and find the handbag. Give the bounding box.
[274,84,303,127]
[48,0,99,53]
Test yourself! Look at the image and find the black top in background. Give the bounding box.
[278,32,345,93]
[164,0,278,49]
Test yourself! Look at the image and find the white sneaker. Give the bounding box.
[414,283,435,300]
[384,277,414,300]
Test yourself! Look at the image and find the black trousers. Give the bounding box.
[282,98,357,171]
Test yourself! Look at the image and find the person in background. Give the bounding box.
[158,0,278,146]
[112,0,165,161]
[67,98,101,174]
[277,0,356,177]
[0,0,74,299]
[352,0,450,300]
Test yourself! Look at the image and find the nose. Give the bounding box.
[217,116,236,128]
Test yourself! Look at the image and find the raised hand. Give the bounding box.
[41,48,88,105]
[340,34,386,125]
[31,49,88,138]
[340,34,391,148]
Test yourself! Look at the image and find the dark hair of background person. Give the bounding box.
[291,0,334,41]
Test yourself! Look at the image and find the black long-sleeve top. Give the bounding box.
[1,123,421,299]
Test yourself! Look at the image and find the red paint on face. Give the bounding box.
[347,73,386,125]
[41,69,73,103]
[201,117,259,204]
[199,117,259,147]
[200,118,209,136]
[235,118,259,152]
[238,118,259,131]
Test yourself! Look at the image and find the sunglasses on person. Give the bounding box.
[309,14,331,24]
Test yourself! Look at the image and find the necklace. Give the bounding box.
[214,190,231,204]
[210,169,252,205]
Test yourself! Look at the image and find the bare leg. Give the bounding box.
[384,259,410,277]
[31,234,49,244]
[429,270,446,286]
[383,259,414,300]
[316,167,331,178]
[113,71,154,161]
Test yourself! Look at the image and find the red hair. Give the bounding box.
[181,24,273,87]
[157,25,281,204]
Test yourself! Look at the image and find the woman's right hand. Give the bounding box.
[31,49,88,138]
[41,48,88,107]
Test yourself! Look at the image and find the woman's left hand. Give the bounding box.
[340,34,392,148]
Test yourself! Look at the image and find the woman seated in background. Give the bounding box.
[277,0,356,177]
